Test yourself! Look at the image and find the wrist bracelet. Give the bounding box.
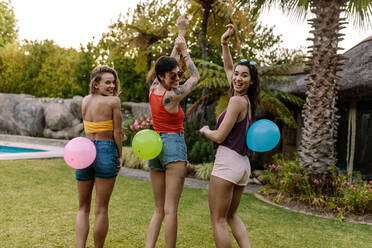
[221,40,228,46]
[184,54,191,62]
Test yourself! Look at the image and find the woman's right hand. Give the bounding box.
[175,35,187,53]
[221,24,234,42]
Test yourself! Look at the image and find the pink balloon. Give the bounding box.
[64,137,96,169]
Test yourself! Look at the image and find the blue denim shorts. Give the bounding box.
[148,133,188,171]
[75,140,118,180]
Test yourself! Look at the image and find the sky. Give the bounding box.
[11,0,372,52]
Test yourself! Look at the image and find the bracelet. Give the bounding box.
[221,40,228,46]
[183,54,191,62]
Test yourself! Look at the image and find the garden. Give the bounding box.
[1,159,371,247]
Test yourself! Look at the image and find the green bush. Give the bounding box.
[195,163,214,180]
[261,154,372,215]
[184,118,216,164]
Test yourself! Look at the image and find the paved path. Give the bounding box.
[119,167,261,194]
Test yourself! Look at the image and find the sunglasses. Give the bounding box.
[240,59,257,66]
[168,70,184,80]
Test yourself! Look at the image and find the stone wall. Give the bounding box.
[0,93,151,139]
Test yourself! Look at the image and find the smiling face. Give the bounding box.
[159,66,182,90]
[94,72,116,96]
[231,65,252,95]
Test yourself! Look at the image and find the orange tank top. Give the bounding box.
[149,89,184,133]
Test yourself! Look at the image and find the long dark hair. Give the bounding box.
[229,61,261,120]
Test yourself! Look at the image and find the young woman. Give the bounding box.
[145,16,200,248]
[199,24,261,248]
[76,65,123,248]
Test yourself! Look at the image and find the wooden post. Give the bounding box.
[347,102,357,179]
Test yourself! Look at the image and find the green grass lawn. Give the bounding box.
[0,159,371,248]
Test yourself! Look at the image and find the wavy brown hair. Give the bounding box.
[89,65,121,96]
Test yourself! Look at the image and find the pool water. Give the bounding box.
[0,146,46,154]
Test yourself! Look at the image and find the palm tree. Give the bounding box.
[248,0,372,173]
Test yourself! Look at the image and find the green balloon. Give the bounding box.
[132,129,163,160]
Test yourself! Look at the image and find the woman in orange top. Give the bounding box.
[145,16,200,248]
[76,65,124,248]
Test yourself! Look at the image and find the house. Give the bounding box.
[264,36,372,179]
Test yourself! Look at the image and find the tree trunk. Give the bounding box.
[298,0,347,173]
[200,3,211,96]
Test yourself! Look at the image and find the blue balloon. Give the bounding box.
[246,119,280,152]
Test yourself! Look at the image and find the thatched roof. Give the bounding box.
[263,36,372,101]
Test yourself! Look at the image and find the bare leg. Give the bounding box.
[93,177,116,248]
[164,162,186,248]
[208,175,234,248]
[145,169,166,248]
[76,180,94,248]
[227,185,250,248]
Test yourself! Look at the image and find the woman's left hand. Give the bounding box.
[117,158,123,173]
[199,125,210,136]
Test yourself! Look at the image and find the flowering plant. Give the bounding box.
[261,154,372,215]
[129,116,153,132]
[122,116,154,146]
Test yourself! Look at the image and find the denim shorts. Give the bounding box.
[75,140,118,180]
[148,133,188,171]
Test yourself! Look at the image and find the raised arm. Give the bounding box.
[170,15,189,62]
[171,36,200,102]
[221,24,235,83]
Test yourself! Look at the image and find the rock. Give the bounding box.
[44,123,84,139]
[13,99,44,136]
[253,177,262,185]
[257,175,265,182]
[122,102,151,117]
[0,93,44,136]
[44,102,74,131]
[253,169,265,177]
[70,96,83,120]
[247,177,255,184]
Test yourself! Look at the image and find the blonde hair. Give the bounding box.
[89,65,121,96]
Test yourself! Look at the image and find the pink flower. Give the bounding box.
[269,164,276,171]
[293,174,298,180]
[129,124,134,130]
[134,124,139,130]
[314,179,320,184]
[350,186,355,192]
[364,196,369,201]
[355,184,360,188]
[280,180,283,185]
[275,165,282,171]
[342,181,349,187]
[368,181,372,185]
[369,188,372,193]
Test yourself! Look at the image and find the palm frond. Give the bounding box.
[261,88,297,127]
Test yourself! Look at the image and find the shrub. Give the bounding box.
[261,154,372,215]
[195,163,214,180]
[122,116,153,146]
[184,119,216,164]
[122,147,148,170]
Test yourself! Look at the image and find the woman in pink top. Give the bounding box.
[200,24,261,248]
[146,16,200,248]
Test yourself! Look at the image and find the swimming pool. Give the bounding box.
[0,145,46,154]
